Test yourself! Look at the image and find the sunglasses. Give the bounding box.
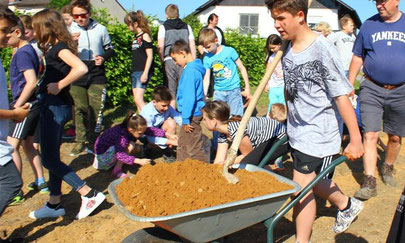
[372,0,390,5]
[72,13,88,19]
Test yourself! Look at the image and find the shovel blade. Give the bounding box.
[222,167,239,184]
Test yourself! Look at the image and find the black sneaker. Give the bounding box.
[27,182,49,194]
[163,154,176,163]
[163,147,176,163]
[9,190,24,206]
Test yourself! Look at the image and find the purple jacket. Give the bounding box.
[94,124,165,164]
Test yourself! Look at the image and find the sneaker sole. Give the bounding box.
[9,198,25,206]
[76,193,106,220]
[354,190,377,200]
[382,177,397,187]
[85,147,95,155]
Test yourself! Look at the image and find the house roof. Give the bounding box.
[334,0,362,27]
[8,0,125,12]
[8,0,49,7]
[192,0,362,28]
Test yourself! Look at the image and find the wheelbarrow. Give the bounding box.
[108,136,351,242]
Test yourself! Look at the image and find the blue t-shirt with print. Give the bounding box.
[203,45,240,91]
[9,44,39,104]
[353,13,405,85]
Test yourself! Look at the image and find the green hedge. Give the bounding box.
[101,13,267,108]
[0,10,268,108]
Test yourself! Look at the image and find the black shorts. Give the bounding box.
[8,103,39,140]
[291,149,339,180]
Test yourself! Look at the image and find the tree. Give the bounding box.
[47,0,71,10]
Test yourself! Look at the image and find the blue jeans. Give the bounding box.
[38,94,86,196]
[131,71,150,89]
[213,88,244,116]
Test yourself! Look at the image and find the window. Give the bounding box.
[239,14,259,35]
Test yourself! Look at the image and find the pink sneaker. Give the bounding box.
[62,126,76,139]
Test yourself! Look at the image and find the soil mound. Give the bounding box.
[116,159,293,217]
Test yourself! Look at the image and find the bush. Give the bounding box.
[100,12,267,108]
[0,9,268,108]
[224,30,267,88]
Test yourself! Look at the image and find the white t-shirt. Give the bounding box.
[327,31,356,71]
[267,52,284,88]
[214,28,222,44]
[283,35,353,158]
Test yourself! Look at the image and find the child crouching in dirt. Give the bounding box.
[202,100,288,166]
[93,112,176,178]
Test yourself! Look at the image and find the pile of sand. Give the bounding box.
[116,159,293,217]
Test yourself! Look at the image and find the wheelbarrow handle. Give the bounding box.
[264,155,348,243]
[258,135,288,168]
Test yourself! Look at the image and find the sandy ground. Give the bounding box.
[0,133,404,243]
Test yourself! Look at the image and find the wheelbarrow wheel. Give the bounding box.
[122,227,184,243]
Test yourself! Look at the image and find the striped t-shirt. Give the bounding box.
[218,117,286,148]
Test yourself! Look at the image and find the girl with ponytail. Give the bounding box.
[93,111,173,178]
[124,11,154,112]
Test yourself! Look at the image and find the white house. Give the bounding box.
[7,0,48,15]
[193,0,361,38]
[7,0,127,23]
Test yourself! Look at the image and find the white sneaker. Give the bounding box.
[76,191,106,220]
[333,197,364,233]
[29,204,65,219]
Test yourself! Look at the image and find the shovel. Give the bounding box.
[222,0,314,184]
[222,40,288,184]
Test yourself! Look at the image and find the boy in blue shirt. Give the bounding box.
[140,86,180,161]
[0,7,29,216]
[7,17,49,203]
[199,28,251,117]
[169,40,207,162]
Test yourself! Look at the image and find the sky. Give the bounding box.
[119,0,405,22]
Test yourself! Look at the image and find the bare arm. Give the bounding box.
[0,104,29,122]
[235,58,251,97]
[214,142,228,164]
[47,49,88,95]
[141,33,154,83]
[189,39,196,60]
[234,135,253,164]
[203,69,211,96]
[348,55,363,86]
[14,69,37,107]
[334,95,364,160]
[157,37,164,62]
[197,44,204,55]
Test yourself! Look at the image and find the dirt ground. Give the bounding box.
[0,132,404,243]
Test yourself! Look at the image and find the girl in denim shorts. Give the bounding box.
[124,10,154,112]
